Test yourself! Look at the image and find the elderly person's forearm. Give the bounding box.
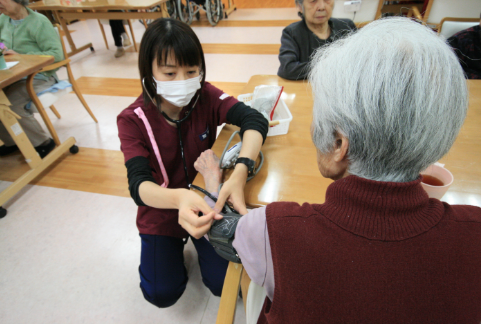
[203,192,275,301]
[278,59,309,80]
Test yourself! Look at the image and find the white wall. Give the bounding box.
[331,0,380,22]
[428,0,481,24]
[330,0,481,24]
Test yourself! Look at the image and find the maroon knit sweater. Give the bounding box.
[258,175,481,324]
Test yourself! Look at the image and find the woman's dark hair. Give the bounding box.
[139,18,206,109]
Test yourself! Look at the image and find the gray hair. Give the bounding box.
[295,0,304,18]
[309,18,468,182]
[13,0,29,6]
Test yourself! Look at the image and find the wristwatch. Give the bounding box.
[235,157,255,176]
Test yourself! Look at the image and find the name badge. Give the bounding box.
[199,126,209,141]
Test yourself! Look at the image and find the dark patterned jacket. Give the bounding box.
[277,18,356,80]
[448,25,481,79]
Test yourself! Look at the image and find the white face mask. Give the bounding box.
[154,75,201,108]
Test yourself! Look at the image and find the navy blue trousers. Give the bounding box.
[139,234,229,308]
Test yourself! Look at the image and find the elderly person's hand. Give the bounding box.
[195,149,249,216]
[4,49,18,55]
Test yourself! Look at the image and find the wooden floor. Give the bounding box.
[2,79,481,199]
[0,77,248,198]
[202,43,280,55]
[0,147,130,198]
[189,19,297,27]
[76,77,247,99]
[127,43,281,55]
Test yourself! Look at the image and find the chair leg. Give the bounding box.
[50,105,61,119]
[98,20,109,50]
[127,20,138,52]
[216,262,243,324]
[26,74,61,146]
[142,19,148,29]
[66,64,98,123]
[240,268,251,313]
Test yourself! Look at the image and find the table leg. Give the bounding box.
[54,10,78,54]
[160,2,170,18]
[225,0,237,17]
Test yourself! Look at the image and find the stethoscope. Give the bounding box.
[142,78,200,186]
[141,78,240,215]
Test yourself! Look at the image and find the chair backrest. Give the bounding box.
[425,0,480,25]
[438,18,479,38]
[331,0,383,23]
[53,24,69,60]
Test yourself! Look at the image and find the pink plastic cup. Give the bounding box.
[420,163,454,200]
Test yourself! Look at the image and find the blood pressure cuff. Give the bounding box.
[207,211,243,264]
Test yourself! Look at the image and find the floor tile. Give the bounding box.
[0,185,222,324]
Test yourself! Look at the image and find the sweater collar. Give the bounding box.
[317,175,445,241]
[302,18,335,41]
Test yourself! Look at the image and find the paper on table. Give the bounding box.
[1,61,19,70]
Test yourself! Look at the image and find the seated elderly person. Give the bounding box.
[0,0,63,158]
[447,14,481,79]
[193,18,481,323]
[277,0,356,80]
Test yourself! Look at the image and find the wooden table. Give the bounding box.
[196,76,481,206]
[29,0,169,57]
[193,75,481,323]
[0,54,76,218]
[194,75,330,208]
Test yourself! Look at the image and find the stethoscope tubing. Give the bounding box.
[161,94,200,186]
[142,77,201,186]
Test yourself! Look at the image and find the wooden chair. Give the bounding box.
[97,19,138,52]
[27,24,98,146]
[407,5,424,21]
[216,262,251,324]
[406,0,480,26]
[438,17,479,38]
[217,262,268,324]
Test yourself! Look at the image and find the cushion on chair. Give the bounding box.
[27,80,72,111]
[440,21,479,39]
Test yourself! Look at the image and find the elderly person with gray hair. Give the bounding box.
[277,0,356,80]
[195,18,481,323]
[0,0,63,157]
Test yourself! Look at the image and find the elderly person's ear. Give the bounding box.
[333,134,349,163]
[316,133,349,181]
[296,1,303,18]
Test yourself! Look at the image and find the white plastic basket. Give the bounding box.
[238,93,293,137]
